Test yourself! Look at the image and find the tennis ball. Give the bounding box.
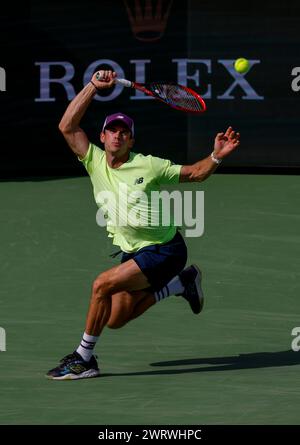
[234,58,250,74]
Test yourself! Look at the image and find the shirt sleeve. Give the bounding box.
[150,155,182,184]
[78,142,104,176]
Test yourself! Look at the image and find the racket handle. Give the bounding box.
[115,78,132,88]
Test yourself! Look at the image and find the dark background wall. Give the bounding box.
[0,0,300,177]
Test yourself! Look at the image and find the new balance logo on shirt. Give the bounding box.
[134,177,144,185]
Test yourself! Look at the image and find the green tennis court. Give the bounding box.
[0,174,300,425]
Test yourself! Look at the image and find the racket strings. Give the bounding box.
[150,83,204,112]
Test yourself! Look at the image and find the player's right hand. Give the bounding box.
[92,70,116,89]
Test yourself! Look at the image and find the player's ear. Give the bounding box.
[129,137,135,148]
[100,131,105,143]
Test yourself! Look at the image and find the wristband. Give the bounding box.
[211,152,222,165]
[90,80,99,92]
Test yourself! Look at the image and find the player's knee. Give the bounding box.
[93,267,118,294]
[92,275,111,299]
[92,278,102,295]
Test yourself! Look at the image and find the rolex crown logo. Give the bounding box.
[124,0,173,42]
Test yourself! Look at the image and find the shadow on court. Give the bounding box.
[101,350,300,377]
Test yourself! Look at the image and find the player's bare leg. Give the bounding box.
[85,259,151,335]
[46,260,151,380]
[106,289,156,329]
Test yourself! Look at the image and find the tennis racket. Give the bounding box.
[95,72,206,114]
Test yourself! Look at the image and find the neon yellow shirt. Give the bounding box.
[80,143,182,253]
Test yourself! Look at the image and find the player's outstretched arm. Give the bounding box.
[58,70,116,159]
[180,126,240,183]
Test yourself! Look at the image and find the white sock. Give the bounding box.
[76,332,99,362]
[154,274,185,303]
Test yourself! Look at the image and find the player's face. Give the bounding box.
[101,124,134,155]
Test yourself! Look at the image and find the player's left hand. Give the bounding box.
[213,127,240,159]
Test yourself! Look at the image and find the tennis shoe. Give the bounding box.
[177,264,204,314]
[46,351,100,380]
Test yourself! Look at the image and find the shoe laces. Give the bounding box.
[59,352,78,364]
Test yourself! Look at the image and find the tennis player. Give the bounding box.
[47,70,240,380]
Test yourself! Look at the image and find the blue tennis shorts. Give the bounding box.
[121,231,188,291]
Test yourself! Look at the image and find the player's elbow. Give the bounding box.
[58,121,69,134]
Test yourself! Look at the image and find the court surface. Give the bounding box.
[0,174,300,425]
